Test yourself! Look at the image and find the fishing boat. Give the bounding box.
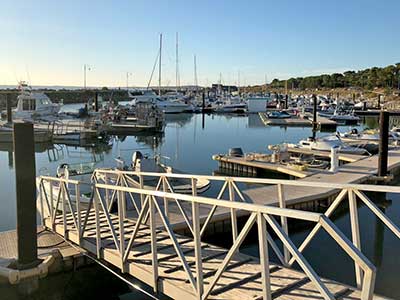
[12,81,61,119]
[289,135,369,155]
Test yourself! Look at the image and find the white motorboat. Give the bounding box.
[215,96,247,113]
[289,135,369,155]
[339,128,400,143]
[129,89,190,113]
[13,82,61,119]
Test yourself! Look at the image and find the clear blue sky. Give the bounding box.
[1,0,399,87]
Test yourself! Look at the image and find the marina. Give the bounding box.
[1,2,400,299]
[1,109,400,300]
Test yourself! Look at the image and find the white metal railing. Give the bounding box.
[37,169,400,300]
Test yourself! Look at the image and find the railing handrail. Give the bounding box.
[92,169,400,194]
[94,182,322,222]
[38,171,384,300]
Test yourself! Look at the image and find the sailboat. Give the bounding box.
[129,34,191,113]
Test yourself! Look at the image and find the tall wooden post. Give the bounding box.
[377,95,381,109]
[312,94,317,139]
[94,91,99,112]
[202,92,205,112]
[13,122,40,269]
[378,111,389,177]
[285,94,288,109]
[6,94,12,123]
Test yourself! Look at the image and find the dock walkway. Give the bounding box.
[37,170,397,299]
[259,112,337,129]
[244,148,400,207]
[44,205,375,300]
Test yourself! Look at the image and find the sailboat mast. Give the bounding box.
[265,74,268,94]
[238,70,240,96]
[194,55,198,94]
[176,32,179,93]
[158,33,162,96]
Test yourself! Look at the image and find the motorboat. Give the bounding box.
[129,89,191,113]
[121,151,211,194]
[289,135,370,155]
[12,82,61,119]
[267,111,292,119]
[339,128,400,144]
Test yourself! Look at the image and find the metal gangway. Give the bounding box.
[37,169,400,300]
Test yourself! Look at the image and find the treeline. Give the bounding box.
[269,63,400,90]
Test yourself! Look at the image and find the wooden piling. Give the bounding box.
[13,122,40,269]
[312,94,317,139]
[285,94,288,109]
[378,111,389,177]
[6,94,12,123]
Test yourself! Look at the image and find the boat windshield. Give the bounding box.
[40,99,52,105]
[22,99,36,111]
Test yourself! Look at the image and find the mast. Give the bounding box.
[194,55,198,94]
[238,70,240,96]
[176,32,179,93]
[158,33,162,96]
[265,74,268,94]
[84,64,87,90]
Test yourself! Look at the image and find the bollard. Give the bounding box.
[330,146,339,172]
[378,111,389,177]
[377,94,381,109]
[6,94,12,123]
[363,101,367,111]
[13,122,40,270]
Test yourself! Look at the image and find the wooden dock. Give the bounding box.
[213,154,314,178]
[244,148,400,207]
[0,226,87,284]
[259,113,337,130]
[287,147,365,163]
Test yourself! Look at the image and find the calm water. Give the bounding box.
[1,105,399,299]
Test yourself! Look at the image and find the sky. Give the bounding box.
[0,0,399,88]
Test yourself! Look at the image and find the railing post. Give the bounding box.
[39,180,45,226]
[76,183,82,245]
[192,178,203,299]
[50,181,55,231]
[277,183,290,265]
[348,188,363,288]
[118,188,126,272]
[139,174,144,209]
[94,186,101,259]
[105,174,110,209]
[62,183,67,238]
[228,179,238,242]
[162,176,169,219]
[149,195,158,293]
[257,213,272,300]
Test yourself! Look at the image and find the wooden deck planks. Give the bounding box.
[44,209,376,300]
